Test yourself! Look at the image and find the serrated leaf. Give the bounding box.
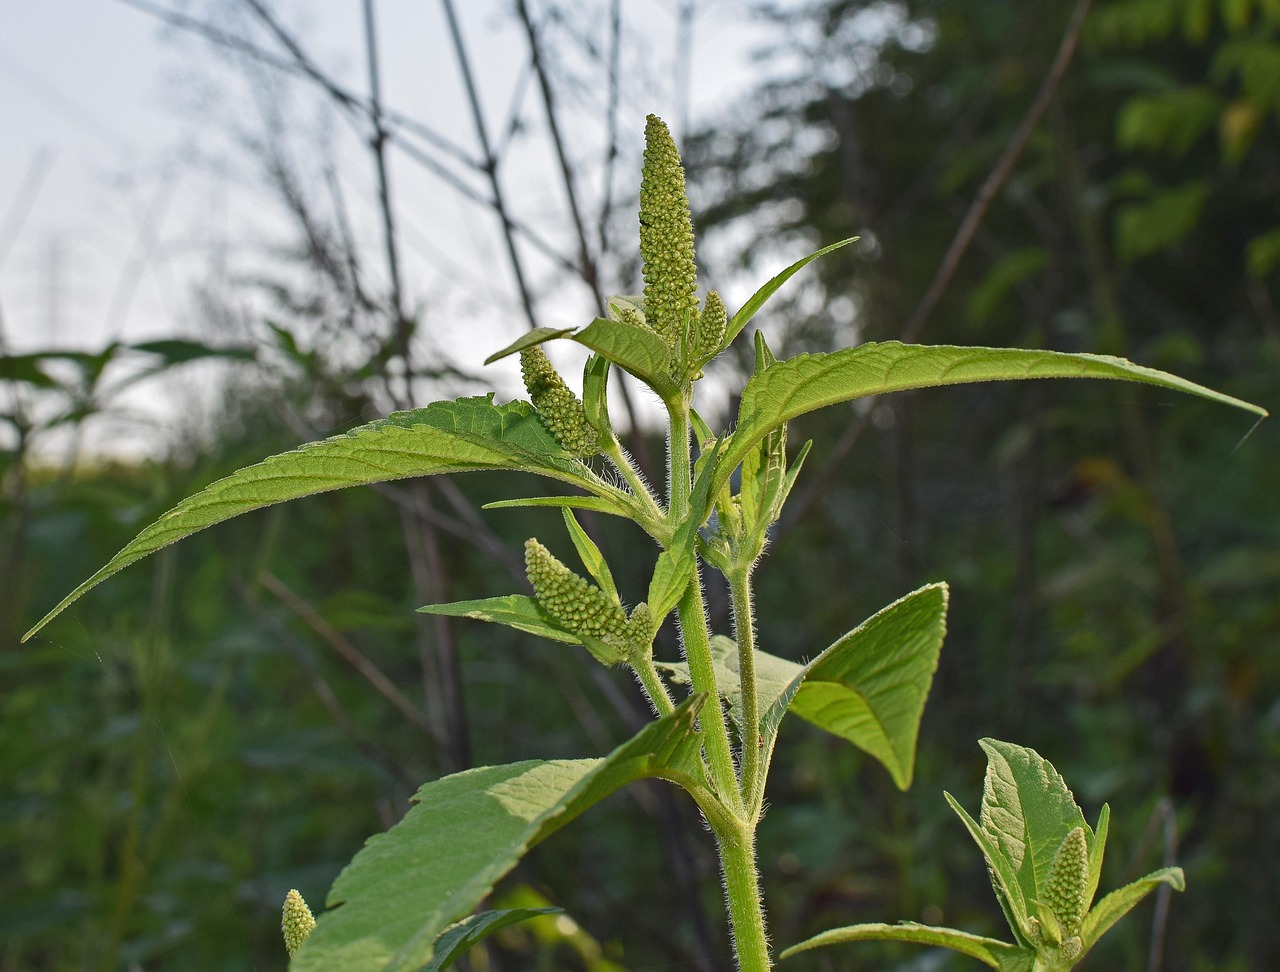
[25,396,633,641]
[561,510,618,601]
[419,908,560,972]
[417,595,578,645]
[1078,867,1184,954]
[573,317,675,397]
[483,327,576,365]
[648,547,695,623]
[725,237,859,346]
[945,792,1032,945]
[291,699,704,972]
[978,740,1090,917]
[780,921,1034,970]
[717,342,1266,497]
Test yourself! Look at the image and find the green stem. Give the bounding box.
[667,392,692,522]
[715,819,771,971]
[603,437,665,525]
[631,654,676,716]
[677,580,744,815]
[729,568,762,817]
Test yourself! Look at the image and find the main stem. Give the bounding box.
[730,568,763,815]
[716,819,772,971]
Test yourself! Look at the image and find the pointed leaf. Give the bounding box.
[780,921,1033,971]
[945,792,1033,945]
[417,595,579,646]
[483,496,628,517]
[562,510,618,601]
[581,353,612,437]
[718,342,1267,496]
[786,584,948,789]
[292,699,704,972]
[647,547,695,624]
[483,327,576,365]
[573,317,675,397]
[1086,804,1110,912]
[978,740,1090,916]
[725,237,859,346]
[26,396,633,641]
[419,908,561,972]
[1078,867,1184,954]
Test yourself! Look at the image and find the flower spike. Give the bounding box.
[282,888,316,956]
[519,346,600,457]
[640,114,699,348]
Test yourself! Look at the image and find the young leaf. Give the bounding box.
[1085,804,1110,913]
[483,496,628,517]
[1077,867,1185,953]
[944,792,1033,945]
[561,509,619,602]
[573,316,676,398]
[647,546,695,625]
[417,595,580,646]
[780,922,1034,971]
[291,699,704,972]
[978,740,1090,912]
[483,327,576,365]
[25,396,636,641]
[718,342,1267,496]
[419,908,561,972]
[724,237,859,347]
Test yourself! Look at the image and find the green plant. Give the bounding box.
[24,116,1265,971]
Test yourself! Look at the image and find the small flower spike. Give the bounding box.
[525,538,630,663]
[1043,826,1089,936]
[519,346,600,457]
[282,888,316,957]
[640,114,699,348]
[691,290,728,368]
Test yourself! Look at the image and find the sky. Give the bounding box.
[0,0,798,454]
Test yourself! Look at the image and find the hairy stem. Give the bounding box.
[631,653,676,716]
[729,568,763,817]
[603,437,665,525]
[715,819,771,971]
[667,391,692,522]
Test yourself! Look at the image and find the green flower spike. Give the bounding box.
[282,888,316,957]
[525,538,630,664]
[639,114,699,349]
[519,346,600,457]
[1043,826,1089,937]
[689,290,727,375]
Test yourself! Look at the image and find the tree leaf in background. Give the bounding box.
[291,699,704,972]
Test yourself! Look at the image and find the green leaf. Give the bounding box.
[647,547,695,624]
[573,317,675,397]
[1115,181,1210,261]
[787,584,948,789]
[780,922,1034,970]
[1078,867,1184,954]
[967,248,1049,325]
[483,327,576,365]
[724,237,859,346]
[292,699,704,972]
[945,792,1033,946]
[561,510,619,601]
[706,636,803,740]
[419,908,560,972]
[25,395,635,641]
[718,342,1266,497]
[977,740,1090,917]
[482,496,628,517]
[581,353,612,438]
[417,595,579,646]
[1085,804,1110,912]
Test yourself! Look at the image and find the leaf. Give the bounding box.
[944,792,1033,946]
[1115,181,1211,261]
[706,636,803,740]
[25,395,632,641]
[483,327,576,365]
[1078,867,1184,954]
[977,740,1090,915]
[786,584,948,789]
[419,908,560,972]
[1085,804,1110,913]
[967,248,1049,325]
[561,509,618,601]
[129,338,257,365]
[780,922,1034,970]
[717,342,1266,497]
[724,237,859,346]
[417,595,579,646]
[573,317,675,397]
[291,699,704,972]
[647,546,695,625]
[581,353,612,438]
[482,496,628,517]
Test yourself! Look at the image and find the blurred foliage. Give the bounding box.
[4,1,1280,970]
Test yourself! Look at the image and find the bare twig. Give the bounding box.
[259,570,434,734]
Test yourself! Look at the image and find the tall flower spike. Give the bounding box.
[639,114,699,347]
[282,888,316,957]
[525,538,629,664]
[519,346,600,457]
[1043,826,1089,934]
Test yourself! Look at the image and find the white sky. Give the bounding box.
[1,1,800,455]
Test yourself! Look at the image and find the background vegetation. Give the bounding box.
[3,1,1277,970]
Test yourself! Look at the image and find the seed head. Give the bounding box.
[640,115,698,346]
[525,538,629,662]
[519,346,599,457]
[282,888,316,956]
[1043,826,1089,934]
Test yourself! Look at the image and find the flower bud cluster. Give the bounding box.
[525,539,632,663]
[640,115,699,348]
[519,347,599,457]
[1043,826,1088,934]
[282,889,316,956]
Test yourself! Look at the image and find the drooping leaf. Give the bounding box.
[945,792,1033,946]
[724,237,859,346]
[25,396,637,641]
[291,699,704,972]
[561,509,618,601]
[417,595,579,645]
[780,922,1034,971]
[483,327,577,365]
[717,342,1266,496]
[573,317,676,397]
[483,496,629,517]
[418,908,560,972]
[978,740,1091,915]
[1078,867,1185,953]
